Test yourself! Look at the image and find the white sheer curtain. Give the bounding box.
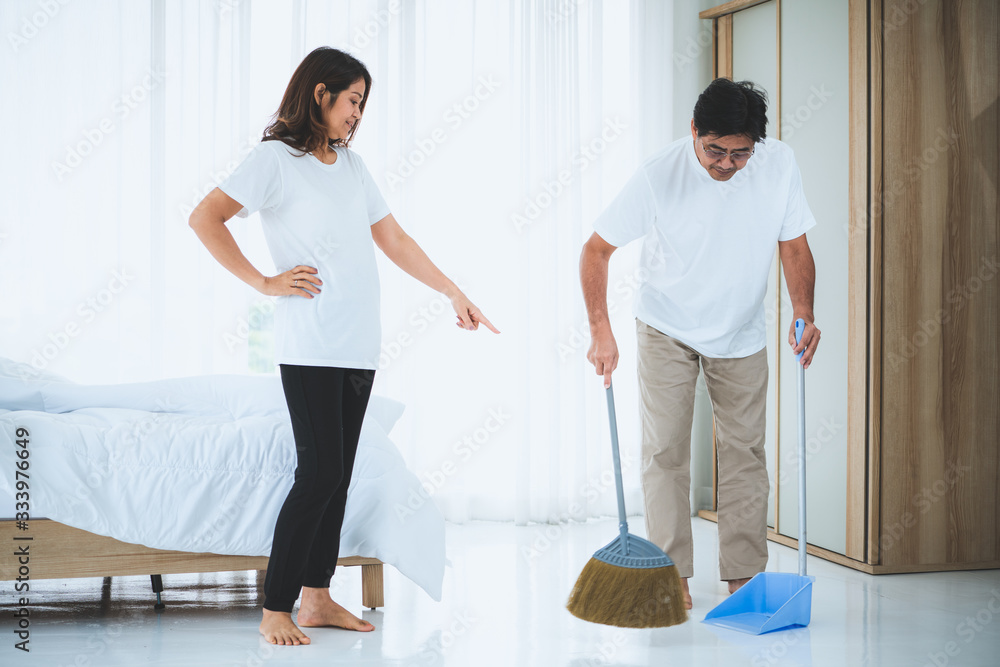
[1,0,693,525]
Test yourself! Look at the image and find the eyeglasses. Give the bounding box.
[698,138,754,162]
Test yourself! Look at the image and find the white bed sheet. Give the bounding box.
[0,358,443,600]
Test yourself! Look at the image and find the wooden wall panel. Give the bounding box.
[867,0,884,569]
[700,0,772,20]
[880,0,999,568]
[716,14,734,79]
[846,0,869,563]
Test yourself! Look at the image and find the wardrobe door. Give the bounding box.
[776,0,850,556]
[704,0,851,556]
[731,0,780,531]
[726,0,851,554]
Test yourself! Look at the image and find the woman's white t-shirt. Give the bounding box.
[219,139,390,370]
[593,136,816,358]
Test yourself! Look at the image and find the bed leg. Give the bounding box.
[361,563,383,610]
[150,574,165,611]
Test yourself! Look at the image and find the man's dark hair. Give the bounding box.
[693,78,768,144]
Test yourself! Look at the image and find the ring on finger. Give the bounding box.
[293,279,298,287]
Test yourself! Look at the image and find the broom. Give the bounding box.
[566,382,688,628]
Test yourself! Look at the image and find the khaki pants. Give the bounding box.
[636,319,769,581]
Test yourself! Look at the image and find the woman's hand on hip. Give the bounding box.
[259,265,322,298]
[450,293,500,333]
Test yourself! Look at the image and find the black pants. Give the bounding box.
[263,364,375,613]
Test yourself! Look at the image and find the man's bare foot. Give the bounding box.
[727,577,752,594]
[260,609,311,646]
[680,577,693,610]
[297,586,375,632]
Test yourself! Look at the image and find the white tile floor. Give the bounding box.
[2,518,998,666]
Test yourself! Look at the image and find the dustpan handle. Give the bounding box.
[795,318,807,577]
[605,383,630,545]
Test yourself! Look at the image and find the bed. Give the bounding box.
[0,358,443,610]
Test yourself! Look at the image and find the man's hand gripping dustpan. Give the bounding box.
[702,319,815,634]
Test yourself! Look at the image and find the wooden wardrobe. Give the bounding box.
[698,0,999,574]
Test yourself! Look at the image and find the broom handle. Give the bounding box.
[795,318,807,577]
[605,382,631,547]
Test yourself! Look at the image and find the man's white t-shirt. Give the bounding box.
[219,139,391,370]
[593,136,816,358]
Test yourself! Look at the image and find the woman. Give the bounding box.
[189,47,498,646]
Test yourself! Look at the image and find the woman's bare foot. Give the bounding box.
[297,586,375,632]
[260,609,311,646]
[680,577,693,609]
[727,577,752,594]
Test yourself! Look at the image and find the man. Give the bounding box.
[579,78,821,609]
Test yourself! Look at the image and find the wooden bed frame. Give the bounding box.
[0,519,384,609]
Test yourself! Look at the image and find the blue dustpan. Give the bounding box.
[702,571,813,634]
[703,319,815,635]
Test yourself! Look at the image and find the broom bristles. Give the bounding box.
[566,558,687,628]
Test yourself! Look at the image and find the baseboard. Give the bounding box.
[696,511,1000,575]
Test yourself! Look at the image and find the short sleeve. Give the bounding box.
[592,167,656,248]
[356,155,391,225]
[218,142,283,219]
[777,159,817,241]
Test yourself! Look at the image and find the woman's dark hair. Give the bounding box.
[262,47,372,152]
[692,78,768,143]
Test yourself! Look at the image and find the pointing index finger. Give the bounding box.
[476,313,501,334]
